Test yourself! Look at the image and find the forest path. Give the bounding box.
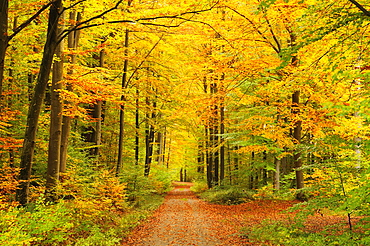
[122,182,223,245]
[122,182,297,246]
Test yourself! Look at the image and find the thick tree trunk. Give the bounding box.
[46,19,64,201]
[17,0,63,205]
[0,0,9,100]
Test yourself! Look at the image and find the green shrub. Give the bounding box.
[0,201,74,246]
[74,226,121,246]
[200,186,254,205]
[242,218,368,246]
[190,180,208,193]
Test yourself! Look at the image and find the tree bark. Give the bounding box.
[210,82,219,186]
[144,99,156,177]
[60,11,81,173]
[220,93,225,184]
[0,0,9,100]
[46,15,64,201]
[90,49,104,157]
[135,85,139,166]
[292,91,304,190]
[116,28,129,176]
[17,0,63,205]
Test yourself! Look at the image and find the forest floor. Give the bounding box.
[121,182,354,246]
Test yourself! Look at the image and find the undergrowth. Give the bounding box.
[199,185,255,205]
[241,217,369,246]
[0,165,167,246]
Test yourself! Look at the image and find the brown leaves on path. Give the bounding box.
[122,182,297,246]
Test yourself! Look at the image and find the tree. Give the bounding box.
[60,10,81,173]
[0,1,52,99]
[17,0,64,205]
[0,0,8,100]
[46,9,64,201]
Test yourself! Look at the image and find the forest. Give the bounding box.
[0,0,369,245]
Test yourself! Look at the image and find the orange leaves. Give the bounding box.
[0,166,20,210]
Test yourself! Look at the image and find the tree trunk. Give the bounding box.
[17,0,63,205]
[220,100,225,184]
[219,75,225,184]
[210,82,219,186]
[157,131,166,165]
[0,0,8,100]
[60,11,81,173]
[292,91,304,190]
[233,145,239,185]
[135,85,139,166]
[144,99,155,177]
[46,16,64,201]
[197,143,205,173]
[116,28,129,176]
[205,126,212,188]
[90,49,104,157]
[274,157,281,190]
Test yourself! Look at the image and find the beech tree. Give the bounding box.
[17,0,64,205]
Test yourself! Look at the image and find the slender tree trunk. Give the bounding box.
[220,99,225,183]
[157,131,166,165]
[116,28,129,176]
[219,75,225,184]
[210,82,219,186]
[274,157,281,190]
[203,79,213,188]
[17,0,63,205]
[144,99,155,177]
[46,15,64,201]
[166,136,171,169]
[90,49,104,157]
[60,11,81,173]
[292,91,304,190]
[205,126,212,188]
[233,145,239,185]
[135,85,139,166]
[197,143,205,173]
[0,0,9,100]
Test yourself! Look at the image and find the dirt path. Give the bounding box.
[123,183,222,245]
[122,182,297,245]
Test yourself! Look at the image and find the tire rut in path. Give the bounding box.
[123,183,222,246]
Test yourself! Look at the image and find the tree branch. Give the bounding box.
[59,1,220,43]
[126,34,165,87]
[8,1,53,42]
[348,0,370,17]
[224,5,280,54]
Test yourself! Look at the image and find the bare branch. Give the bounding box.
[59,1,220,42]
[126,34,165,87]
[348,0,370,17]
[62,0,87,12]
[8,1,53,42]
[223,5,280,54]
